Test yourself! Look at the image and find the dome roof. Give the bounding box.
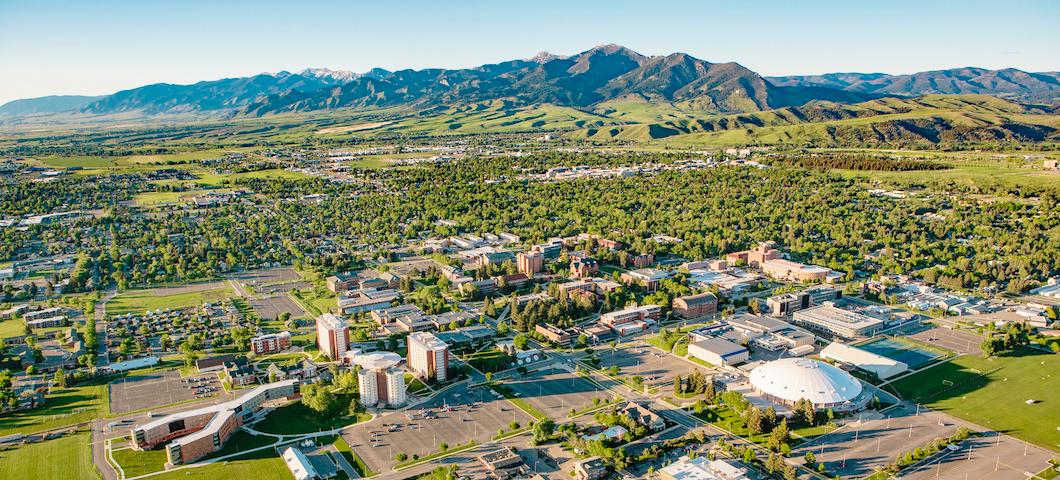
[353,351,402,370]
[749,358,862,406]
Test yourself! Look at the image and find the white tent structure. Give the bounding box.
[820,342,908,379]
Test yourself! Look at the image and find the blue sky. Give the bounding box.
[1,0,1058,104]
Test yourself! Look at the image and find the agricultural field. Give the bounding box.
[0,431,98,480]
[889,348,1060,450]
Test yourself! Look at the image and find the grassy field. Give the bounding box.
[252,399,370,435]
[0,383,107,437]
[0,318,25,339]
[110,445,168,477]
[105,285,234,316]
[695,405,834,447]
[889,348,1060,450]
[0,430,99,480]
[146,449,291,480]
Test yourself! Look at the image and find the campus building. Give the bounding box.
[760,258,841,283]
[354,352,406,408]
[250,331,291,355]
[132,380,299,465]
[599,305,661,336]
[792,303,882,339]
[570,257,599,278]
[672,292,718,320]
[725,242,780,268]
[749,358,868,411]
[407,331,449,382]
[659,456,750,480]
[620,268,672,292]
[766,285,842,317]
[316,313,350,360]
[820,342,908,379]
[688,337,749,366]
[516,251,544,276]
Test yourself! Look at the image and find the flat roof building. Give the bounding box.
[659,456,750,480]
[316,313,350,360]
[132,380,298,465]
[689,338,749,366]
[792,303,882,339]
[820,342,908,379]
[407,332,449,383]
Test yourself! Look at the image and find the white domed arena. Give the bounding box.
[749,358,869,411]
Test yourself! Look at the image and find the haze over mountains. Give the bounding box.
[2,45,1058,117]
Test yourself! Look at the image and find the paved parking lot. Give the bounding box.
[793,403,961,478]
[250,295,307,319]
[597,343,700,387]
[909,326,983,356]
[108,370,225,414]
[901,432,1055,480]
[342,383,532,474]
[506,366,613,419]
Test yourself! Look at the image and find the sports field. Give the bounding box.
[0,430,98,480]
[890,348,1060,450]
[105,284,234,316]
[860,336,948,368]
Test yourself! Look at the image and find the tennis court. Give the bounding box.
[859,337,945,368]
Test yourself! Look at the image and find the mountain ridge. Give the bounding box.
[2,46,1058,118]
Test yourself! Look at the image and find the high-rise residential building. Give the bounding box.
[516,251,544,276]
[315,313,349,360]
[407,332,450,382]
[354,352,406,408]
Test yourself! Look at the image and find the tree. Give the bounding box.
[438,441,448,451]
[513,333,529,350]
[53,368,67,388]
[746,407,765,435]
[301,383,338,415]
[532,418,556,443]
[395,452,407,462]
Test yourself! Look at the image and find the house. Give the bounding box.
[222,358,256,387]
[618,402,666,432]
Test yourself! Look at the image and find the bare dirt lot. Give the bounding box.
[342,383,532,474]
[108,370,227,414]
[250,295,307,320]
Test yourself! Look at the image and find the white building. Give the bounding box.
[407,332,449,382]
[820,342,908,379]
[281,446,319,480]
[353,352,407,408]
[688,338,748,366]
[659,456,749,480]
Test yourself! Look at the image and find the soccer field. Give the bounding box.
[890,348,1060,451]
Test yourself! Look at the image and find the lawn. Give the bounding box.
[147,448,291,480]
[464,350,513,373]
[199,430,277,461]
[0,383,107,437]
[0,318,25,339]
[695,405,833,447]
[889,348,1060,450]
[111,445,168,477]
[252,399,370,435]
[0,430,99,480]
[105,286,234,316]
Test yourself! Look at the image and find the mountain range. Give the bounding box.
[2,45,1058,119]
